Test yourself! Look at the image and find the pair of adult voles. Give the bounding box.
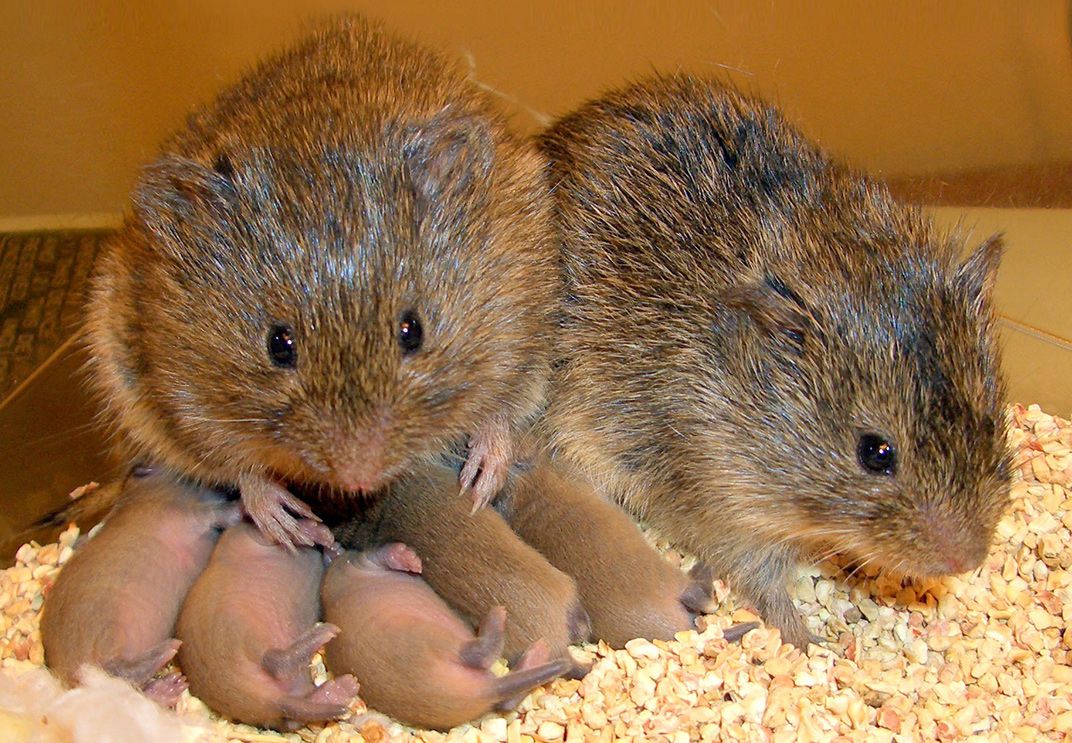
[52,12,1012,730]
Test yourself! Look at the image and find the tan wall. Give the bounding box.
[2,1,1071,218]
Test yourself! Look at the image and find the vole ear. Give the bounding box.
[955,234,1003,314]
[722,275,811,353]
[132,154,237,237]
[403,107,494,203]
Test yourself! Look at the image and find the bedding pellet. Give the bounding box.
[1,403,1069,741]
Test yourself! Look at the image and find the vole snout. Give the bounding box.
[916,513,991,576]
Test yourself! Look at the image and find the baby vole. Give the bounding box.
[332,461,589,663]
[537,74,1010,647]
[501,456,724,647]
[85,15,557,547]
[41,466,238,702]
[176,522,358,730]
[322,543,570,731]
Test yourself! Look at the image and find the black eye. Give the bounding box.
[267,325,297,368]
[857,433,896,475]
[398,311,423,354]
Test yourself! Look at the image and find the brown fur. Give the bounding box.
[500,456,709,647]
[537,74,1011,647]
[332,462,589,663]
[84,15,557,545]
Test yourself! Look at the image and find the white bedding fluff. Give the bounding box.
[0,666,207,743]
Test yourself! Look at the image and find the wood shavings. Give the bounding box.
[2,402,1070,740]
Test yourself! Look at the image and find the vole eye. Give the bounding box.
[267,325,296,368]
[398,311,423,355]
[857,433,896,476]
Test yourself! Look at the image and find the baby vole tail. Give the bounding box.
[720,622,762,644]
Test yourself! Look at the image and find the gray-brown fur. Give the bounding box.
[41,467,238,696]
[537,74,1011,647]
[175,522,358,730]
[84,15,557,546]
[332,462,589,663]
[499,456,712,647]
[321,544,570,730]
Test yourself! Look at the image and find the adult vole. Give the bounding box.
[85,15,556,547]
[536,74,1011,647]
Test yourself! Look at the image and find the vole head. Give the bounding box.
[714,211,1010,578]
[107,109,549,495]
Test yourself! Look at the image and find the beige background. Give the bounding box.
[3,1,1072,217]
[1,1,1070,413]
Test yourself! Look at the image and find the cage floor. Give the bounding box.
[0,403,1069,742]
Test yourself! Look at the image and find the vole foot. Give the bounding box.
[101,638,182,686]
[723,546,815,649]
[308,673,360,708]
[461,418,512,512]
[280,673,359,728]
[367,542,423,574]
[141,671,188,707]
[263,623,340,681]
[494,639,572,712]
[279,673,359,728]
[459,606,507,669]
[239,476,333,550]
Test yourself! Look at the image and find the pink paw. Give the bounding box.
[460,419,512,512]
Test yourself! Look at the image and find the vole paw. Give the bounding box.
[461,419,512,512]
[141,671,188,707]
[374,542,423,574]
[769,613,816,649]
[494,639,572,712]
[102,638,182,686]
[308,673,360,707]
[240,477,330,550]
[459,606,507,669]
[263,623,339,681]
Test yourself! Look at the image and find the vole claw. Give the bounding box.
[461,418,512,512]
[239,476,332,551]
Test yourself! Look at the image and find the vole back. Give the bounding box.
[538,74,1010,646]
[86,16,556,545]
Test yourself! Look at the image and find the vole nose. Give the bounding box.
[941,553,968,574]
[332,436,386,491]
[330,409,392,492]
[921,514,988,575]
